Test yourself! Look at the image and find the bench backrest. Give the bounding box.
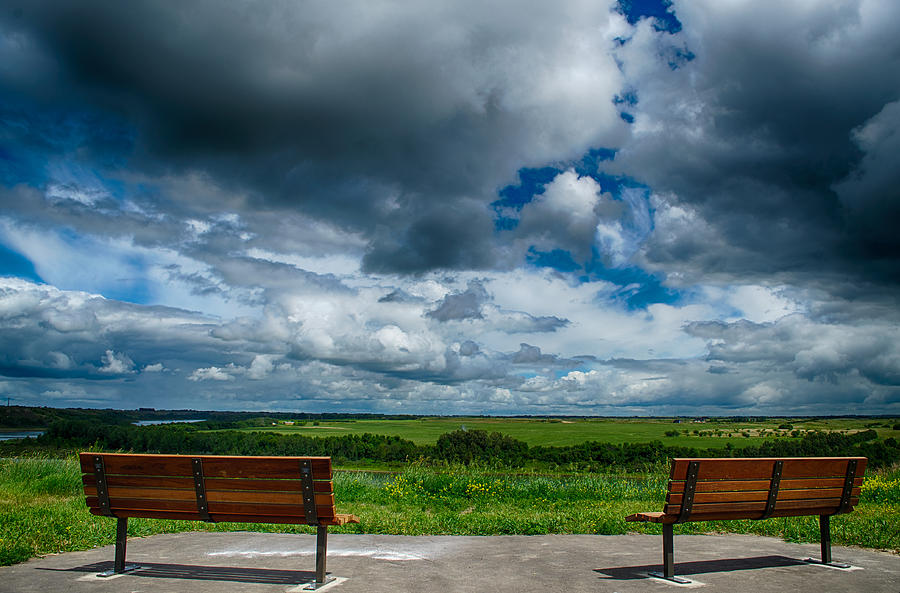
[80,453,341,525]
[663,457,866,522]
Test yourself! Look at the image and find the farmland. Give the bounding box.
[220,416,900,449]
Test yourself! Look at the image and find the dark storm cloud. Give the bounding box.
[606,1,900,287]
[426,280,570,332]
[833,100,900,259]
[427,280,489,321]
[510,343,578,366]
[1,0,626,274]
[363,201,499,273]
[686,315,900,388]
[500,314,569,334]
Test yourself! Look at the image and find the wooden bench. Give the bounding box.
[80,452,359,589]
[625,456,866,583]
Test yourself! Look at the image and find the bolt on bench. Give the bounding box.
[626,456,866,583]
[81,452,359,590]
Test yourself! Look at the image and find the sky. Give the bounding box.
[0,0,898,415]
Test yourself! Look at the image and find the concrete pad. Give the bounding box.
[1,532,897,592]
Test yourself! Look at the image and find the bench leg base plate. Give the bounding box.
[301,576,336,590]
[803,558,851,569]
[97,564,142,577]
[648,571,692,584]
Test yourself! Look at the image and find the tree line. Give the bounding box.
[0,405,425,428]
[24,420,900,470]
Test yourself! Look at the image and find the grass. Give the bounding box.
[1,456,897,567]
[219,417,900,449]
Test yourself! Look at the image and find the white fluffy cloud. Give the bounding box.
[98,350,135,375]
[189,366,236,382]
[2,266,895,414]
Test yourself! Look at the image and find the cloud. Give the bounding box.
[514,170,605,264]
[602,0,900,287]
[0,273,896,413]
[833,99,900,260]
[511,343,561,365]
[247,355,276,380]
[427,280,489,321]
[1,0,631,274]
[97,350,135,375]
[189,366,236,382]
[687,314,900,387]
[0,277,223,381]
[483,310,570,334]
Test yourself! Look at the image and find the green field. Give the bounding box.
[221,416,900,449]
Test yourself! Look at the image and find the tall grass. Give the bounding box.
[1,456,897,567]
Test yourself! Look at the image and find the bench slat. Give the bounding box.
[666,477,862,493]
[83,474,334,494]
[86,507,358,526]
[627,506,849,524]
[670,457,866,481]
[667,486,859,505]
[206,491,335,506]
[663,497,858,516]
[85,495,338,519]
[84,485,335,506]
[201,457,332,480]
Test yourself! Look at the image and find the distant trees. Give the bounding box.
[37,420,418,461]
[24,419,900,470]
[434,429,528,464]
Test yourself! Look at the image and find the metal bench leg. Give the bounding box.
[317,525,327,584]
[115,517,128,572]
[820,514,832,564]
[804,515,850,569]
[303,525,335,590]
[649,524,690,583]
[97,518,141,577]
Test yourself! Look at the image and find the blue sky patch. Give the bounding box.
[493,165,559,218]
[526,247,582,272]
[667,46,696,70]
[617,0,682,34]
[585,261,681,310]
[0,243,43,283]
[0,91,135,189]
[613,90,638,106]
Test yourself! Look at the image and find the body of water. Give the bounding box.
[0,430,44,441]
[133,419,206,426]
